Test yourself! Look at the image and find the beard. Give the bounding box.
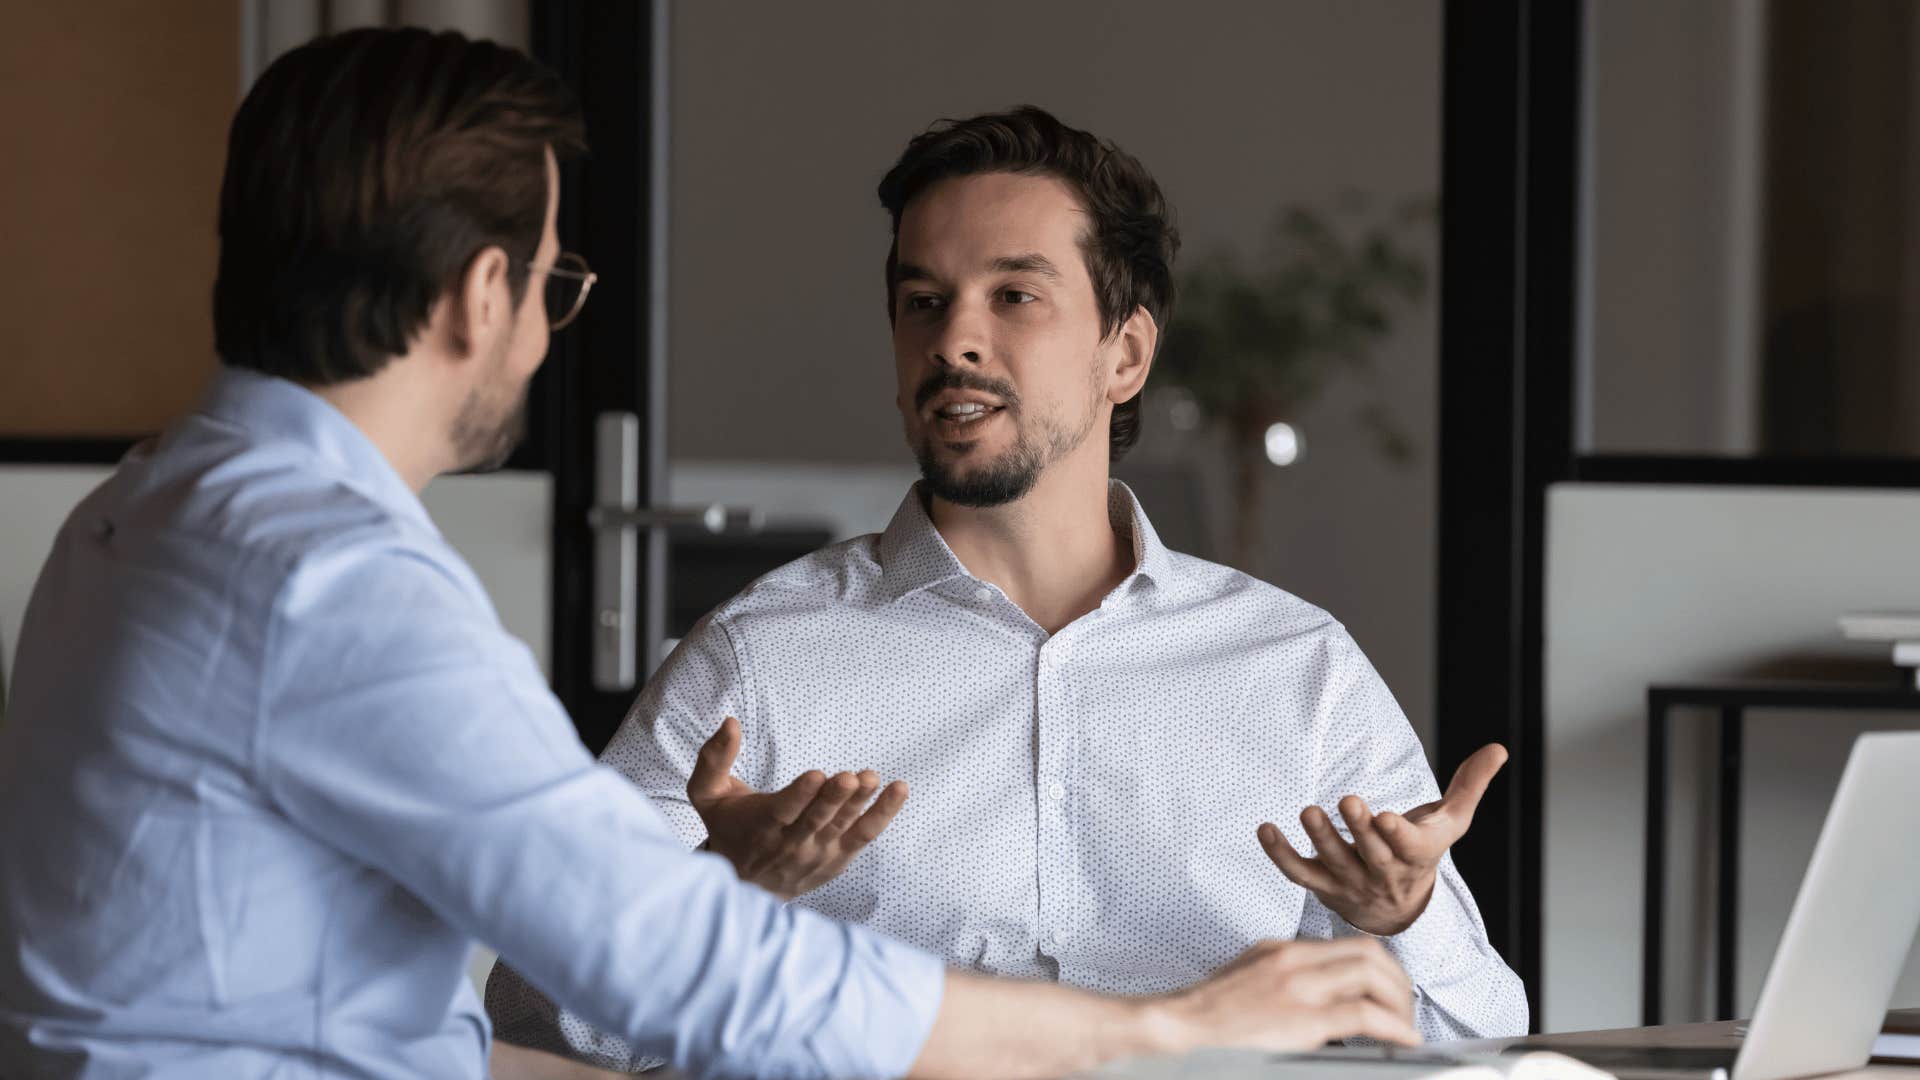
[450,391,528,474]
[909,368,1100,508]
[914,422,1048,507]
[449,340,531,475]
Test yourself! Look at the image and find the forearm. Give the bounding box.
[489,1040,633,1080]
[485,960,659,1074]
[907,972,1176,1079]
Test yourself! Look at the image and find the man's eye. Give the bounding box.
[904,295,944,313]
[1001,290,1036,304]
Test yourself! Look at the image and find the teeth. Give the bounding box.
[939,403,992,419]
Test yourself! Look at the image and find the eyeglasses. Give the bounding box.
[529,252,597,331]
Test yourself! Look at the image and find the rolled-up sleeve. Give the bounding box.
[255,545,945,1078]
[487,613,772,1069]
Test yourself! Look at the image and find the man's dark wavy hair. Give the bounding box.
[214,27,586,385]
[876,106,1179,462]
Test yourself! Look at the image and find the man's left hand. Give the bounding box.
[1256,744,1509,936]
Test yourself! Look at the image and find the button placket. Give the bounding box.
[1034,630,1080,958]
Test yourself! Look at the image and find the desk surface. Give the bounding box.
[1079,1010,1920,1078]
[1448,1008,1920,1078]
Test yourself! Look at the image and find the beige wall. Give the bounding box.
[0,2,234,437]
[667,0,1442,742]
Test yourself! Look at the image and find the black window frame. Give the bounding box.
[1438,0,1920,1032]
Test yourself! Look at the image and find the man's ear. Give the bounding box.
[1106,304,1159,405]
[445,245,513,358]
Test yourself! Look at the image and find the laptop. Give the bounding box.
[1515,731,1920,1079]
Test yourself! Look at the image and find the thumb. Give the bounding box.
[687,717,743,803]
[1439,743,1509,827]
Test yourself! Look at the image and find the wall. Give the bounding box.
[1544,483,1920,1031]
[1584,0,1754,454]
[667,0,1442,742]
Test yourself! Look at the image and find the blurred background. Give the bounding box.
[3,0,1918,1038]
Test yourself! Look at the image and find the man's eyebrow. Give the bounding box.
[989,253,1062,279]
[893,262,938,286]
[893,254,1064,288]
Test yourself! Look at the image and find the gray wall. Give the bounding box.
[1545,483,1920,1032]
[1585,0,1757,455]
[667,0,1442,741]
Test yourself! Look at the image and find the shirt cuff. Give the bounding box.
[1328,895,1462,979]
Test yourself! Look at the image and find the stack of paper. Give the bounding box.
[1838,612,1920,684]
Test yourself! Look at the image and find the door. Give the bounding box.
[530,0,675,753]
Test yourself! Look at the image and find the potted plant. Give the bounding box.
[1154,195,1432,569]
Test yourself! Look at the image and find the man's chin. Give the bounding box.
[917,454,1040,509]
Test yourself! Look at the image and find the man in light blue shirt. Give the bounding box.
[0,28,1419,1079]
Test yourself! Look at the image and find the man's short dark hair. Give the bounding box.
[876,106,1179,462]
[214,28,586,385]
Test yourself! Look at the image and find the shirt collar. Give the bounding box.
[877,479,1176,604]
[194,367,436,534]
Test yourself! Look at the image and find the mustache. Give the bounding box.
[914,370,1020,412]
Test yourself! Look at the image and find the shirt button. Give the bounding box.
[1046,779,1067,803]
[1049,928,1070,949]
[973,586,994,603]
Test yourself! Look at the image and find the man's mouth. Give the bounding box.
[932,401,1006,426]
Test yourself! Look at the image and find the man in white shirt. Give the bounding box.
[1,43,1423,1079]
[488,106,1524,1069]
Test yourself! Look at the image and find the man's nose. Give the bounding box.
[929,298,987,367]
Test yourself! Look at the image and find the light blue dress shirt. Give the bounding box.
[0,369,945,1079]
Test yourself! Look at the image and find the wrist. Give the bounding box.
[1122,995,1194,1061]
[1343,879,1437,937]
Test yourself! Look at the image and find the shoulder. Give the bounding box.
[156,426,482,625]
[1157,548,1350,648]
[705,532,886,627]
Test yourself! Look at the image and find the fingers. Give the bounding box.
[1256,822,1338,894]
[1372,810,1431,863]
[1283,953,1412,1013]
[846,780,910,844]
[1314,999,1423,1047]
[1338,795,1402,871]
[686,717,743,804]
[1282,953,1420,1030]
[1299,805,1364,876]
[1439,743,1509,825]
[1257,937,1413,995]
[764,770,829,826]
[826,771,882,833]
[1240,939,1419,1046]
[788,772,861,838]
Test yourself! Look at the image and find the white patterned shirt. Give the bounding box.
[487,483,1526,1065]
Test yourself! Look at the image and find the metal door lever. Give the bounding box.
[589,412,760,691]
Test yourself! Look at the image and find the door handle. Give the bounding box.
[587,504,763,534]
[589,412,760,692]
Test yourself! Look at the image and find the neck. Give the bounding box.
[308,363,452,493]
[928,449,1134,634]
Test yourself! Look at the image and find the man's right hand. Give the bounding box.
[1150,936,1421,1050]
[909,937,1419,1078]
[685,716,909,901]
